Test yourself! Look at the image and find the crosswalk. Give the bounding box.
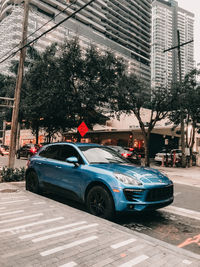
[0,193,197,266]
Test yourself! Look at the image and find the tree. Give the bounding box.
[113,74,173,166]
[169,69,200,164]
[20,38,125,142]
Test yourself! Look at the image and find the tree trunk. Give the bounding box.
[35,124,39,144]
[144,133,150,167]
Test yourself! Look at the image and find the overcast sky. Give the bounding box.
[177,0,200,64]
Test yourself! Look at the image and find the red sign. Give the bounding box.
[78,121,89,137]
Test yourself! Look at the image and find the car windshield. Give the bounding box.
[79,146,128,164]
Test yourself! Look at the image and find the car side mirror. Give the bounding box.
[66,156,79,167]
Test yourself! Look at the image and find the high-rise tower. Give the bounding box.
[151,0,194,88]
[0,0,151,83]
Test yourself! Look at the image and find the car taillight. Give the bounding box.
[121,153,131,158]
[30,147,37,153]
[129,148,134,151]
[138,154,141,158]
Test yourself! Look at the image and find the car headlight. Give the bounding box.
[114,173,141,185]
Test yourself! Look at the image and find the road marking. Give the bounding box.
[0,217,64,233]
[0,199,29,205]
[119,255,149,267]
[182,260,192,265]
[174,192,181,196]
[111,238,137,249]
[32,223,98,242]
[33,201,46,205]
[0,207,6,210]
[0,213,43,224]
[19,221,87,239]
[162,206,200,221]
[0,210,24,216]
[59,262,77,267]
[40,235,98,256]
[178,234,200,248]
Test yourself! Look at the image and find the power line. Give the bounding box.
[0,0,77,64]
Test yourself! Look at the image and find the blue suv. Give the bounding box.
[26,142,174,219]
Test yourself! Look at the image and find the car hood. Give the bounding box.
[91,163,171,184]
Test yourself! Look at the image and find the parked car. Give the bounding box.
[0,144,9,156]
[154,148,198,166]
[109,145,141,165]
[26,142,174,220]
[16,144,40,159]
[154,148,181,165]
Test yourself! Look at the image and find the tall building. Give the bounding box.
[151,0,194,88]
[0,0,151,83]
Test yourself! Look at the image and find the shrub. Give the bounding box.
[1,167,25,182]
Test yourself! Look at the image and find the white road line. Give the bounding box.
[0,217,64,233]
[33,201,46,205]
[32,223,98,243]
[0,207,6,210]
[0,210,24,216]
[0,213,43,224]
[182,259,192,265]
[40,235,98,256]
[111,238,137,249]
[0,199,29,205]
[119,255,149,267]
[162,206,200,221]
[59,262,77,267]
[19,221,87,239]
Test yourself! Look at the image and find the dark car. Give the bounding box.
[16,144,40,159]
[25,142,174,220]
[108,145,141,165]
[0,144,9,156]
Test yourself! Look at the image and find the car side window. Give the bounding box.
[58,145,84,164]
[39,145,59,159]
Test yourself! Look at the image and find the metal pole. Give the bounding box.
[177,30,186,167]
[8,0,30,168]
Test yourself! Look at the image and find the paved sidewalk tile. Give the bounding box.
[0,182,200,267]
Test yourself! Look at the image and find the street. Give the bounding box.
[0,156,200,255]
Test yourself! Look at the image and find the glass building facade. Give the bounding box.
[151,0,194,89]
[0,0,151,83]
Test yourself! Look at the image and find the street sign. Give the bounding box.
[78,121,89,137]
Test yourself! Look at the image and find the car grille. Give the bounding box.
[146,185,173,202]
[123,189,144,201]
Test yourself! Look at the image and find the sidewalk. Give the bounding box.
[0,182,200,267]
[152,165,200,187]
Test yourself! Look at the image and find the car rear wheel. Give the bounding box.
[26,171,40,193]
[86,186,115,220]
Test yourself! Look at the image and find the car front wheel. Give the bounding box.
[26,171,40,194]
[86,186,115,220]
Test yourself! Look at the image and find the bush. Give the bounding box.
[1,167,25,182]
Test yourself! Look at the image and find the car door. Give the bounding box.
[35,145,61,192]
[53,144,85,201]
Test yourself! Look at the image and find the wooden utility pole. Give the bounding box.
[8,0,30,168]
[164,30,193,167]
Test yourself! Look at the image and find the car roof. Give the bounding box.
[44,142,103,148]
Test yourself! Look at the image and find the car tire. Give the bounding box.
[26,171,40,194]
[86,186,115,220]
